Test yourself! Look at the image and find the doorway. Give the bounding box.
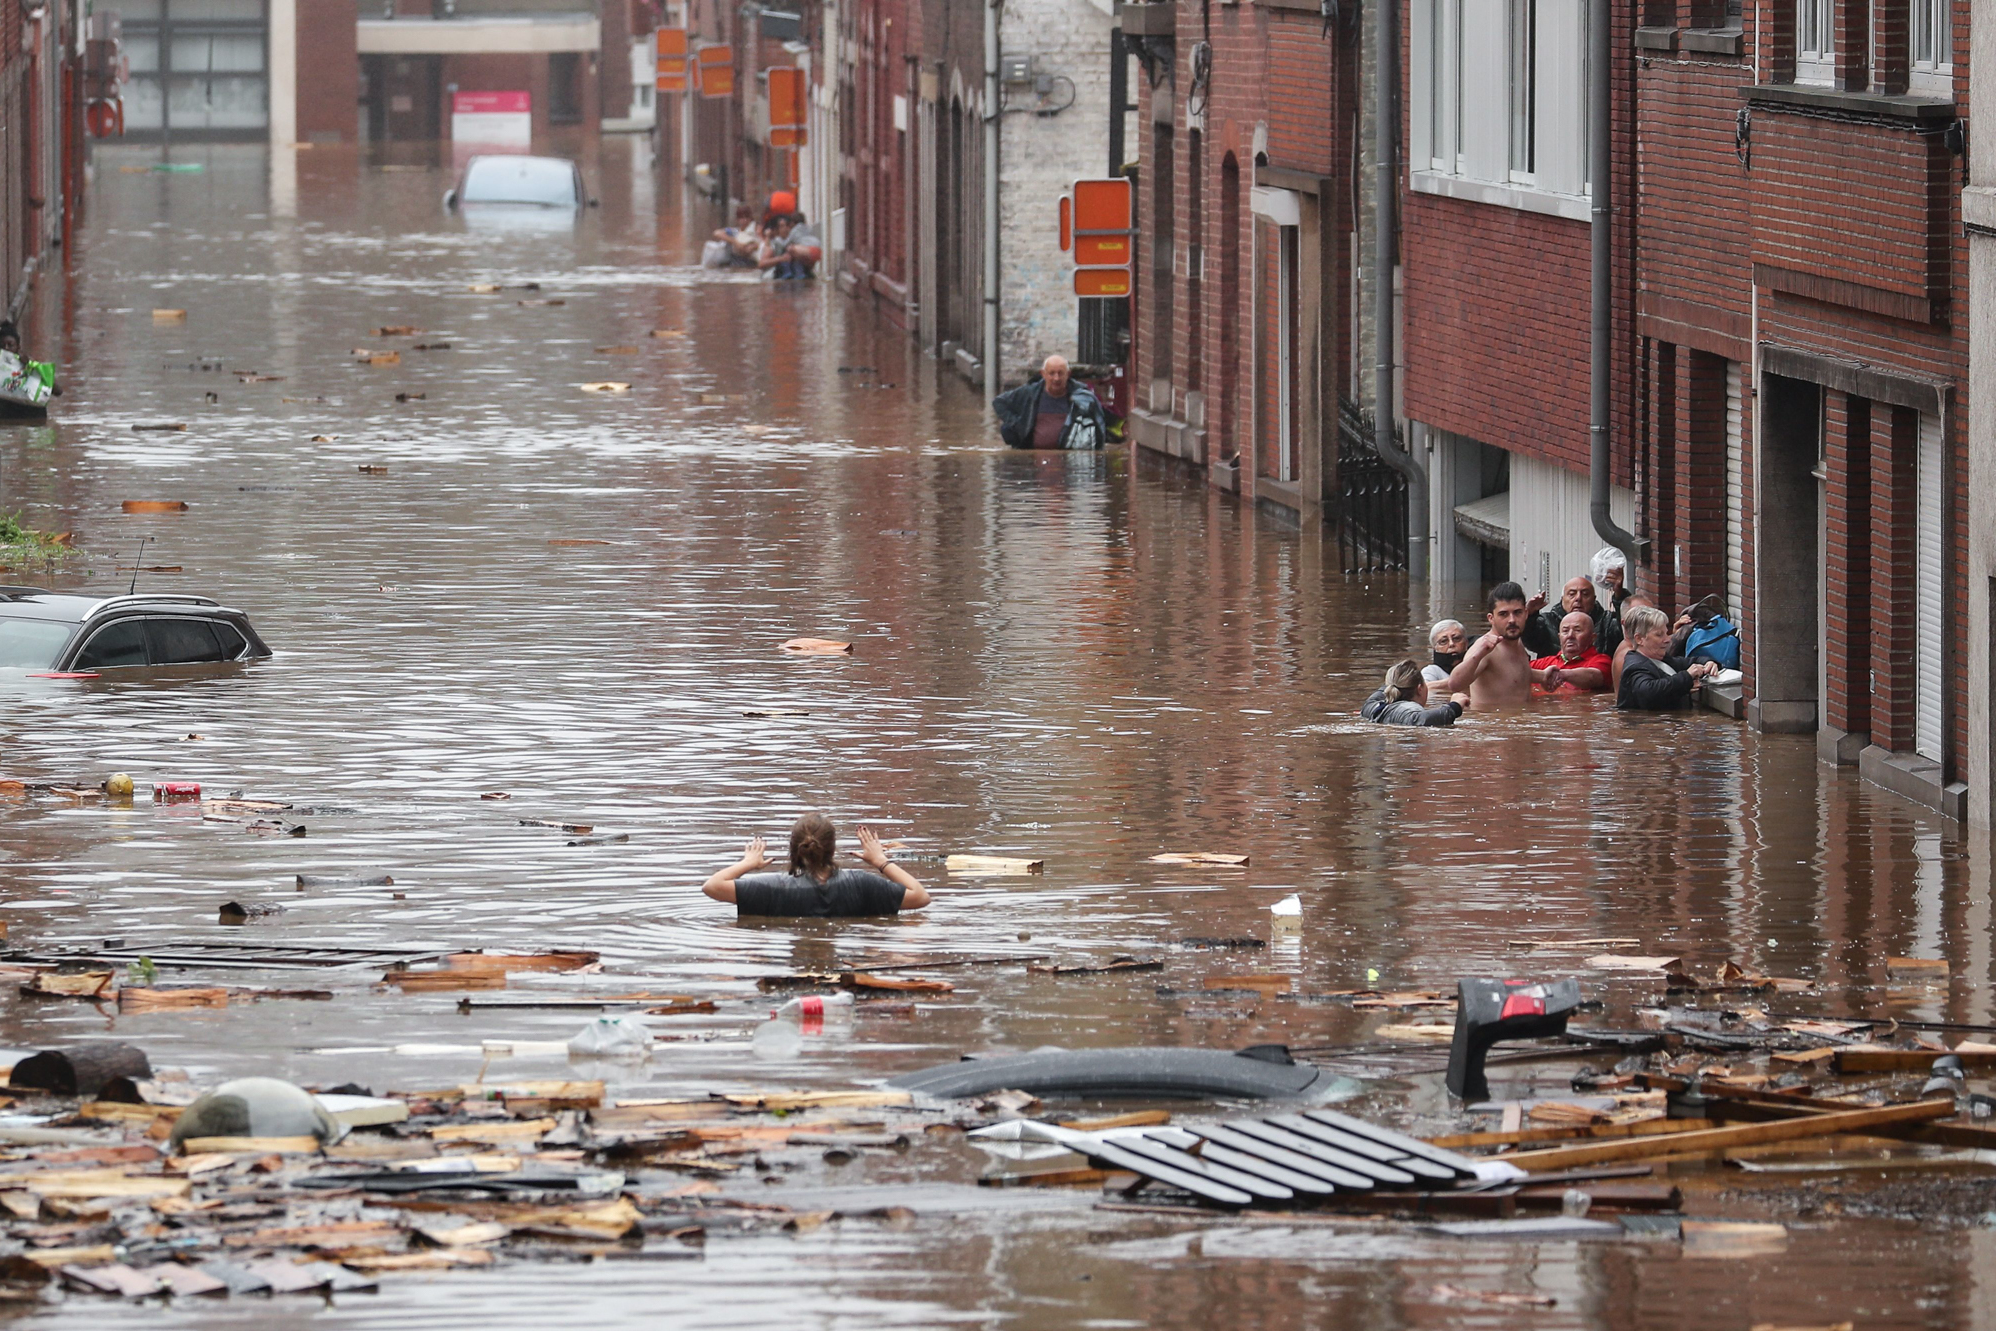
[1753,373,1822,733]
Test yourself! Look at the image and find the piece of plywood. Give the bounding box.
[781,637,853,655]
[1148,853,1249,866]
[945,854,1044,875]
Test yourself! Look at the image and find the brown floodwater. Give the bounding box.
[0,137,1992,1327]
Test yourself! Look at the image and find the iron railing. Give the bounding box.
[1335,398,1409,574]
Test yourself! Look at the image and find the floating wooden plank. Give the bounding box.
[1427,1117,1707,1150]
[1027,956,1161,977]
[1887,957,1950,977]
[117,987,227,1012]
[782,637,853,655]
[843,972,954,993]
[430,1118,555,1144]
[1836,1048,1996,1074]
[944,855,1044,875]
[1148,853,1249,866]
[21,972,116,1000]
[719,1090,911,1112]
[1584,954,1681,972]
[1058,1110,1170,1132]
[1502,1099,1956,1171]
[1206,974,1290,993]
[177,1135,321,1154]
[577,381,629,393]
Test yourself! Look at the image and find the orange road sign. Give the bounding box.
[655,27,688,58]
[1073,268,1132,298]
[656,56,688,94]
[770,126,807,148]
[1074,234,1130,266]
[1071,178,1133,234]
[768,66,806,129]
[697,45,734,99]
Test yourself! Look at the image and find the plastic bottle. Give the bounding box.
[771,993,855,1021]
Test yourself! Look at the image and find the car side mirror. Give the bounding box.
[443,188,458,209]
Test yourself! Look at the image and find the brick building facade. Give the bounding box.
[1121,0,1362,522]
[677,0,1114,390]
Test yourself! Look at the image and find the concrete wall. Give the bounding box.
[993,0,1113,383]
[1967,0,1996,826]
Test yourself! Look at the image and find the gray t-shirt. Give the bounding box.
[734,868,905,917]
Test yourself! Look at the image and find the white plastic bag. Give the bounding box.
[701,239,731,268]
[568,1015,654,1059]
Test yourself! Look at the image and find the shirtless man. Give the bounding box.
[1448,581,1535,709]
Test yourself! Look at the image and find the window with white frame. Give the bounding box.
[1508,0,1535,179]
[1411,0,1588,202]
[1909,0,1951,96]
[1795,0,1834,86]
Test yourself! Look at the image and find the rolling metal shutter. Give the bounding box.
[1915,412,1944,761]
[1725,362,1744,617]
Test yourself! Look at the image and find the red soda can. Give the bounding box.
[152,782,201,803]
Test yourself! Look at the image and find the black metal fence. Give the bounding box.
[1335,398,1409,574]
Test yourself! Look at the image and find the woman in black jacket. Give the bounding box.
[1617,606,1718,711]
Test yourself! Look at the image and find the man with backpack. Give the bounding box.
[991,355,1109,450]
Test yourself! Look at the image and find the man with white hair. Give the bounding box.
[991,354,1110,450]
[1421,619,1468,688]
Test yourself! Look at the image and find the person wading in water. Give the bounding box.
[702,812,932,917]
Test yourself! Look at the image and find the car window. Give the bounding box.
[73,619,147,669]
[0,617,74,669]
[146,618,228,665]
[210,622,248,659]
[460,157,579,206]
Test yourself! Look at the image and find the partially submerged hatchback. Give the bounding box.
[0,589,271,674]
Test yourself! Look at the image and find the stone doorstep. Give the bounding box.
[1127,407,1204,466]
[1701,681,1745,720]
[1858,745,1968,823]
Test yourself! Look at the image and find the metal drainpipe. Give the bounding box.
[1588,0,1647,565]
[983,0,1002,404]
[1373,0,1427,577]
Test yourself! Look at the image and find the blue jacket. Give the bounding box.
[991,378,1108,449]
[1361,688,1462,727]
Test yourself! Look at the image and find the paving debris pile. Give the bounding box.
[0,927,1984,1307]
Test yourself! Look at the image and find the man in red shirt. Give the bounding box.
[1531,611,1613,694]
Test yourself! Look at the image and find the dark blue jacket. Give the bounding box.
[992,379,1108,449]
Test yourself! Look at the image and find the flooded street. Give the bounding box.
[2,140,1994,1327]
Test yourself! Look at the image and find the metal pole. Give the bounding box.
[1589,0,1646,563]
[1107,27,1126,177]
[1372,0,1426,576]
[982,0,1000,404]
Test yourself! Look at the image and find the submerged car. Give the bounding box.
[0,589,271,673]
[445,155,588,211]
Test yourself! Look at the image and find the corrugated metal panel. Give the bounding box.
[1725,361,1744,616]
[1508,453,1634,598]
[1915,412,1944,761]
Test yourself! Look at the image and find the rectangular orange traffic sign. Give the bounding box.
[770,125,807,148]
[767,66,806,129]
[656,56,688,93]
[1074,234,1130,266]
[697,45,734,98]
[1073,268,1132,297]
[655,27,688,58]
[1072,178,1132,234]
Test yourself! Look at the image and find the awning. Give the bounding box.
[1453,490,1510,550]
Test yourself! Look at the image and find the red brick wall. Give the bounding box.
[297,0,359,145]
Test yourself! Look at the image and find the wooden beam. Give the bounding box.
[1834,1049,1996,1074]
[1426,1117,1704,1150]
[1502,1099,1956,1171]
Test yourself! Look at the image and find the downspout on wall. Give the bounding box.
[1588,0,1647,566]
[983,0,1001,404]
[1373,0,1427,577]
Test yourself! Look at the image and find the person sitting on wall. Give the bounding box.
[1523,575,1623,660]
[1617,605,1719,711]
[1530,611,1614,694]
[702,813,932,917]
[1363,659,1469,727]
[1421,619,1469,691]
[1447,581,1536,709]
[0,321,59,399]
[991,354,1110,449]
[713,204,761,266]
[757,214,823,280]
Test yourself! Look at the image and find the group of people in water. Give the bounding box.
[1363,547,1739,726]
[707,190,823,280]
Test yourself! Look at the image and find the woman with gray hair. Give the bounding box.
[1616,605,1717,711]
[1363,660,1468,727]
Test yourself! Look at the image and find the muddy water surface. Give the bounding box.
[0,140,1992,1328]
